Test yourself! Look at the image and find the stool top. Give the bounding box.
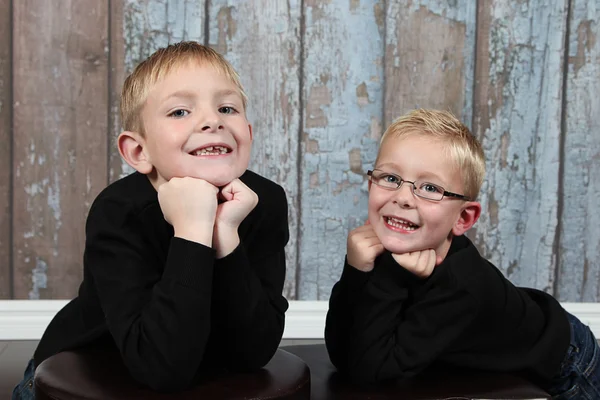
[34,347,310,400]
[282,344,551,400]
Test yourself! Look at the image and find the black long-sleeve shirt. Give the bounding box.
[34,170,289,392]
[325,235,570,389]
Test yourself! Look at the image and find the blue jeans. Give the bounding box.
[11,359,35,400]
[547,312,600,399]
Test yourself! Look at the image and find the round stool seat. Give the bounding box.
[34,348,310,399]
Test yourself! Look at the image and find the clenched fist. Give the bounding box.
[346,223,385,272]
[213,179,259,258]
[392,249,442,279]
[157,177,219,246]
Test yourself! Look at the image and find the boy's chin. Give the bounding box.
[378,237,421,255]
[194,169,246,188]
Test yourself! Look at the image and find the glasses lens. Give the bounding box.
[414,182,444,200]
[372,171,402,190]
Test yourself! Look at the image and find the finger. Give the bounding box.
[420,249,435,274]
[217,190,228,203]
[348,230,380,244]
[363,236,383,247]
[371,243,385,254]
[416,249,430,267]
[352,224,378,235]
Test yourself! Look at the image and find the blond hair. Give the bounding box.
[120,41,248,134]
[378,109,485,200]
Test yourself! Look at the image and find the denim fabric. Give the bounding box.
[547,312,600,399]
[11,359,35,400]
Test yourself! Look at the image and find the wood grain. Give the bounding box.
[109,0,206,182]
[384,1,476,127]
[471,0,568,294]
[299,0,385,299]
[208,0,302,299]
[12,0,109,299]
[556,0,600,301]
[0,0,11,298]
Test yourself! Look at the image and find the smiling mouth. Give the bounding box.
[190,145,232,156]
[385,216,419,231]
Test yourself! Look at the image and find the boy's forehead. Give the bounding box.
[376,136,459,182]
[145,61,241,101]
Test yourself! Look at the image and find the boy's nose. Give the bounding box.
[202,121,223,132]
[393,183,416,208]
[199,112,223,132]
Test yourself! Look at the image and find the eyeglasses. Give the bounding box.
[367,169,470,201]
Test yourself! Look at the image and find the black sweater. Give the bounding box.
[325,235,570,389]
[34,171,289,392]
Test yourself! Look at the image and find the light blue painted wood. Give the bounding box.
[557,0,600,301]
[471,0,568,294]
[207,0,302,299]
[384,1,476,127]
[110,0,206,181]
[299,0,384,300]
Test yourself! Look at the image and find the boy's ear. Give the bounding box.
[452,201,481,236]
[117,131,153,174]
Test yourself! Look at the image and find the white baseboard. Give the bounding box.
[0,300,597,341]
[0,300,329,341]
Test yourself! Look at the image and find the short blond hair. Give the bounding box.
[120,41,248,134]
[378,109,485,200]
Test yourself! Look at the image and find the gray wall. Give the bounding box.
[0,0,598,301]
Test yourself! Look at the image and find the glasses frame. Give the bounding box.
[367,169,471,201]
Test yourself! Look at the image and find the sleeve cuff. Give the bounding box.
[162,237,215,289]
[374,252,423,288]
[342,258,373,295]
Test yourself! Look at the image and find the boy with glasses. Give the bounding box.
[325,109,600,399]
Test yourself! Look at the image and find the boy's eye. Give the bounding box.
[381,174,400,184]
[219,106,237,114]
[421,183,443,193]
[168,109,189,118]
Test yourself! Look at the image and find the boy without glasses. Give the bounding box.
[325,109,600,398]
[13,41,289,398]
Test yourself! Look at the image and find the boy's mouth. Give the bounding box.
[384,216,419,231]
[189,145,232,156]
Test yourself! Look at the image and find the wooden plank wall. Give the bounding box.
[0,0,598,302]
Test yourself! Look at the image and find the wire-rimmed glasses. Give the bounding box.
[367,169,470,201]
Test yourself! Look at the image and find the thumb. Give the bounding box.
[435,254,444,266]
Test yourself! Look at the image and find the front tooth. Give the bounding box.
[206,146,213,151]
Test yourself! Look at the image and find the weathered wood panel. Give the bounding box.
[0,0,11,298]
[109,0,206,182]
[384,1,476,127]
[208,1,302,299]
[471,0,568,294]
[557,1,600,301]
[299,0,384,300]
[12,0,109,299]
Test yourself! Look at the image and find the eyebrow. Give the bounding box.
[162,89,242,103]
[163,90,196,103]
[375,163,447,185]
[216,89,241,99]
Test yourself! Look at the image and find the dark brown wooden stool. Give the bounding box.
[282,344,551,400]
[34,347,310,399]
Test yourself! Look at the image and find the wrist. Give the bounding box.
[174,222,214,247]
[213,224,240,259]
